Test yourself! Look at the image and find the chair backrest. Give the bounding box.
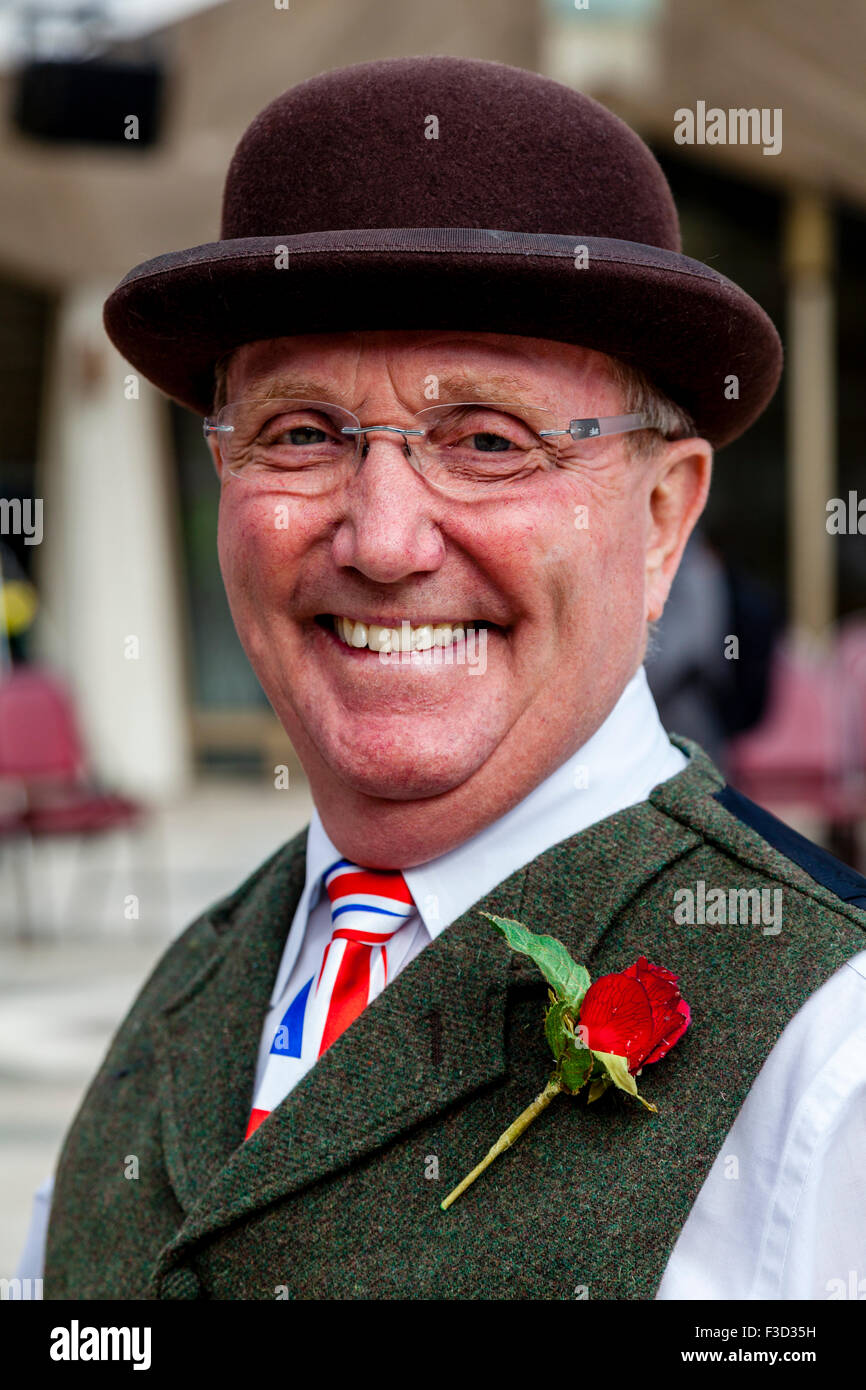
[727,639,844,779]
[0,666,85,781]
[837,617,866,691]
[837,616,866,768]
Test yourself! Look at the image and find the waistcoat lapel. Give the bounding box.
[154,833,308,1209]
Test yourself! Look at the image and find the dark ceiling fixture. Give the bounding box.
[10,4,165,149]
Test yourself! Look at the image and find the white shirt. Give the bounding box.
[15,668,866,1299]
[656,953,866,1300]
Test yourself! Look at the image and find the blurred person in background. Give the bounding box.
[646,528,783,768]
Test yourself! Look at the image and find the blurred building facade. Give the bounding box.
[0,0,864,798]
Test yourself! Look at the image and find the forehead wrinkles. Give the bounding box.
[229,337,402,409]
[229,364,559,412]
[227,336,620,412]
[393,345,622,413]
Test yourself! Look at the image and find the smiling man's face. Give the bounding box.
[211,329,710,866]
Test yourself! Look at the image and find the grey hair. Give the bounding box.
[605,357,697,458]
[211,350,234,414]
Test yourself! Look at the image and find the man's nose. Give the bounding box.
[329,432,445,582]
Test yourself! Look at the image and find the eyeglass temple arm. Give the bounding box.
[539,413,648,441]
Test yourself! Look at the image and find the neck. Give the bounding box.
[305,670,661,868]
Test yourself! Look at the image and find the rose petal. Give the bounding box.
[624,956,680,988]
[641,999,691,1065]
[628,960,681,1033]
[621,957,691,1064]
[578,973,654,1069]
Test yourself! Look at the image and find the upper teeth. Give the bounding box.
[333,616,468,652]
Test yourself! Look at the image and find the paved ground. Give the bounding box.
[0,774,313,1277]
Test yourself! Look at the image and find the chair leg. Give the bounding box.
[118,810,169,936]
[61,828,117,934]
[136,809,171,935]
[57,813,165,936]
[8,832,36,944]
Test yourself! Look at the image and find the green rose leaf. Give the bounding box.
[544,999,573,1063]
[559,1039,593,1094]
[482,913,591,1011]
[587,1077,611,1104]
[591,1050,657,1113]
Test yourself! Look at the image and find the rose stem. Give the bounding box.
[440,1075,563,1211]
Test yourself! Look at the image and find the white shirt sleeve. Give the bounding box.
[657,950,866,1299]
[11,1174,53,1297]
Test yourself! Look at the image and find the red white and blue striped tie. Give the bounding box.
[244,858,415,1139]
[316,858,416,1053]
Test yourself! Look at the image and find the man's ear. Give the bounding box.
[205,430,225,481]
[644,438,713,622]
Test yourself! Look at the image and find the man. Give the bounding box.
[37,57,866,1300]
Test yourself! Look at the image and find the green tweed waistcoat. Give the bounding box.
[45,741,866,1300]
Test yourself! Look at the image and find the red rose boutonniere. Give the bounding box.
[441,913,691,1210]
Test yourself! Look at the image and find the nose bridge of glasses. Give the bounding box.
[342,422,425,445]
[342,423,429,478]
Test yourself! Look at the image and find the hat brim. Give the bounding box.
[103,227,782,448]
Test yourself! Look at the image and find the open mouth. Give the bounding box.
[315,613,498,653]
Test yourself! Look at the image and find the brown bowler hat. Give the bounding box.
[103,55,782,447]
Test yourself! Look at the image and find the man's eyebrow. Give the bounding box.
[242,376,341,401]
[433,372,542,404]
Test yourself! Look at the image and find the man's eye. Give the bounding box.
[271,425,328,445]
[469,431,513,453]
[444,410,538,451]
[259,420,334,447]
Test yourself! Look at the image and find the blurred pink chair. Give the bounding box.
[0,665,142,938]
[838,618,866,769]
[727,625,866,867]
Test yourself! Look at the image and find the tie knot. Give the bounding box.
[323,858,415,944]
